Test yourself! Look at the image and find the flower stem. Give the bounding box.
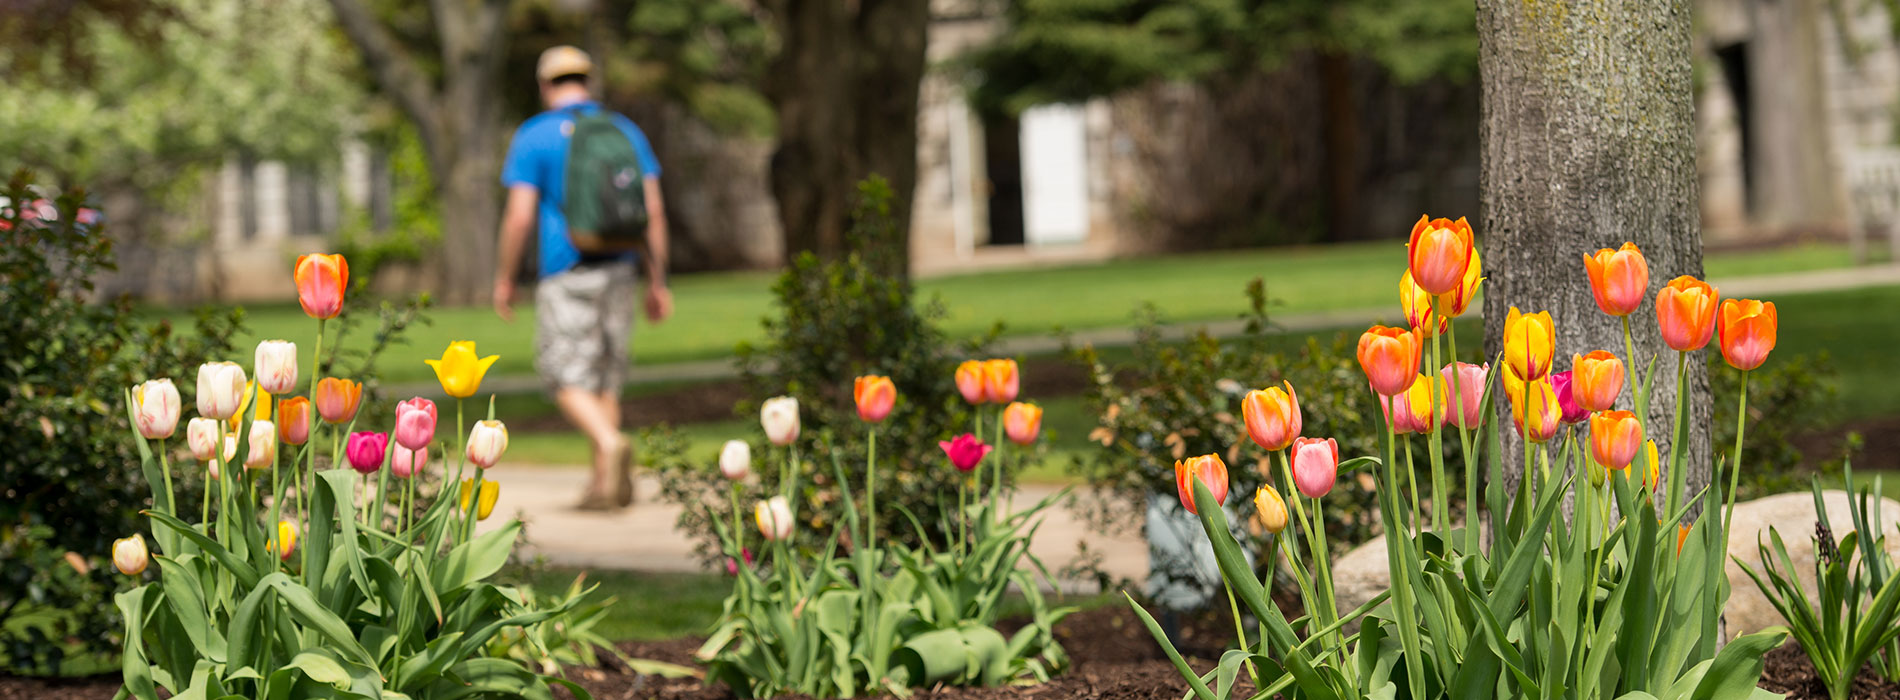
[1724,371,1750,535]
[1448,319,1477,555]
[1222,578,1261,687]
[1427,330,1449,542]
[866,430,878,559]
[1665,351,1689,522]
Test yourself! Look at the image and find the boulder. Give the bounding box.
[1325,490,1900,640]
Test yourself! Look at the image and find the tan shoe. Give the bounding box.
[614,446,635,508]
[573,489,617,512]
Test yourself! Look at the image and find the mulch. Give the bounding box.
[10,606,1900,699]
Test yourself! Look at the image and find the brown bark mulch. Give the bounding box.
[1757,643,1900,700]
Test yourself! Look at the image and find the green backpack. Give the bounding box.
[562,108,649,253]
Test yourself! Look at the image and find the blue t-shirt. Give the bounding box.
[500,101,662,277]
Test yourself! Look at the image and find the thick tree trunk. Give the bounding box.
[765,0,928,278]
[1318,52,1363,242]
[1476,0,1712,513]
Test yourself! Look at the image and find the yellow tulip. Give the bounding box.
[425,341,500,398]
[459,478,500,520]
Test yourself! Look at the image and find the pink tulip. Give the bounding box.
[393,397,437,451]
[1291,437,1339,499]
[391,446,428,478]
[1438,362,1487,429]
[939,434,993,472]
[132,379,181,440]
[345,431,388,475]
[1550,371,1589,425]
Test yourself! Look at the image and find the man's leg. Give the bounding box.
[555,386,626,501]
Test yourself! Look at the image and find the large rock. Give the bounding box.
[1326,491,1900,639]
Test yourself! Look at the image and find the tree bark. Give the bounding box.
[764,0,928,278]
[1476,0,1711,514]
[327,0,509,305]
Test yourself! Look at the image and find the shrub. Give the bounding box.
[657,177,997,562]
[0,175,239,674]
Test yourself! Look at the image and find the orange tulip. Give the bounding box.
[294,254,348,320]
[983,358,1020,404]
[1003,401,1043,445]
[1503,307,1555,382]
[1508,374,1561,444]
[1589,410,1644,471]
[1399,271,1444,338]
[1570,351,1624,412]
[1582,242,1650,316]
[955,360,987,405]
[277,397,311,445]
[853,375,897,423]
[1656,276,1719,351]
[1405,215,1476,296]
[1434,247,1484,318]
[1241,381,1301,451]
[1174,454,1229,515]
[315,377,363,425]
[1717,299,1778,371]
[1677,524,1692,554]
[1357,325,1421,397]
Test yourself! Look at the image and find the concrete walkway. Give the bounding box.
[474,466,1149,587]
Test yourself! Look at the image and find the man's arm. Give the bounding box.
[493,185,538,321]
[642,177,672,322]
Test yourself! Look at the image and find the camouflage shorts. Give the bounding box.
[534,262,636,394]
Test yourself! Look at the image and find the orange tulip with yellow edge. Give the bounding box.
[1503,307,1555,382]
[294,253,348,319]
[1003,401,1043,445]
[1589,410,1644,471]
[1241,381,1301,451]
[1582,242,1650,316]
[1357,325,1421,397]
[1571,351,1625,412]
[1656,276,1719,352]
[1717,298,1778,371]
[426,341,500,398]
[277,397,311,445]
[1405,215,1476,296]
[983,358,1020,404]
[315,378,363,425]
[1399,271,1444,338]
[853,375,897,423]
[1173,454,1229,515]
[1434,247,1484,318]
[954,360,987,404]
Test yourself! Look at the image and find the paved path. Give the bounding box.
[474,466,1149,589]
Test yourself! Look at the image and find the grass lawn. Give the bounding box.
[150,242,1855,386]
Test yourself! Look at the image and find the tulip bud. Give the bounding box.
[394,397,438,451]
[246,420,277,469]
[1253,485,1289,535]
[939,434,993,472]
[277,397,311,445]
[112,534,149,576]
[853,375,897,423]
[1173,454,1229,515]
[391,445,428,478]
[186,417,220,462]
[1291,437,1340,499]
[253,340,299,395]
[271,520,298,561]
[1717,299,1777,371]
[467,420,509,469]
[1003,402,1043,445]
[459,478,500,520]
[294,253,348,320]
[760,397,800,446]
[1657,276,1719,352]
[983,359,1020,404]
[314,378,363,425]
[1241,382,1301,451]
[196,362,248,420]
[1357,326,1421,397]
[754,496,794,541]
[1642,441,1661,491]
[132,379,181,440]
[954,360,988,404]
[345,431,388,475]
[719,440,751,481]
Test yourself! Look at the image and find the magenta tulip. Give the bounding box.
[1550,371,1590,425]
[345,431,388,475]
[393,397,437,451]
[939,434,993,472]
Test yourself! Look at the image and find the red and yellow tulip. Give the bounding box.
[1405,215,1476,296]
[1657,276,1719,352]
[1503,307,1555,382]
[1241,381,1301,451]
[1174,453,1229,515]
[1717,298,1777,371]
[294,253,348,320]
[853,375,897,423]
[1357,325,1422,397]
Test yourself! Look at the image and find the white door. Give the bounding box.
[1019,105,1090,245]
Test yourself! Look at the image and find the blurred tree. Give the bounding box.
[966,0,1476,243]
[761,0,928,278]
[325,0,511,305]
[1475,0,1711,513]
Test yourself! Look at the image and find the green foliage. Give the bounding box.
[1711,350,1839,500]
[0,175,239,673]
[624,0,777,136]
[485,574,698,680]
[1739,464,1900,700]
[656,178,996,560]
[967,0,1476,115]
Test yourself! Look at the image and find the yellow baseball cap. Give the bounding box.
[536,45,593,83]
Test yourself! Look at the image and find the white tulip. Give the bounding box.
[760,396,800,446]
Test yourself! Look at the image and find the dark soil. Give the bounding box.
[1758,643,1900,700]
[1791,414,1900,472]
[12,607,1900,699]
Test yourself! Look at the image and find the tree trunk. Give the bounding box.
[765,0,928,278]
[1318,52,1363,242]
[1476,0,1711,515]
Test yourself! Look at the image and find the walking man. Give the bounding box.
[493,46,671,511]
